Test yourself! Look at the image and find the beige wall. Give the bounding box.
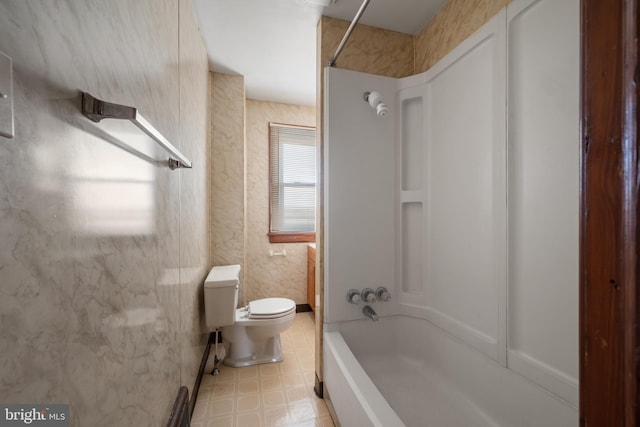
[414,0,511,73]
[210,73,248,302]
[318,1,513,92]
[246,100,316,304]
[0,0,209,425]
[320,16,414,77]
[210,81,315,305]
[318,0,512,79]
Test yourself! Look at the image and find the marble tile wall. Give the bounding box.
[414,0,512,73]
[319,16,415,78]
[245,100,316,304]
[0,1,209,425]
[210,73,247,303]
[179,0,211,392]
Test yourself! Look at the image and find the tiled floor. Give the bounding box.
[191,312,335,427]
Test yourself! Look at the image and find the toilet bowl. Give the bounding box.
[222,297,296,367]
[203,265,296,368]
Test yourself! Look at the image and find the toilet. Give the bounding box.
[204,264,296,368]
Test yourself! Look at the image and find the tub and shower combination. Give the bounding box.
[322,0,579,426]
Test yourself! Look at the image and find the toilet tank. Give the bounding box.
[204,264,240,329]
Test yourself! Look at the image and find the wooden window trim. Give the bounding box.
[268,232,316,244]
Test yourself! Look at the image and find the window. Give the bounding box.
[269,123,316,243]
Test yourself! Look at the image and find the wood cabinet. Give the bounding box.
[307,244,316,311]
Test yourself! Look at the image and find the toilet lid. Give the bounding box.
[248,298,296,319]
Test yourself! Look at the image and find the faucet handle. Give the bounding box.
[346,289,362,304]
[375,287,391,302]
[361,288,376,303]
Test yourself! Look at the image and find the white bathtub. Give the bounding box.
[323,316,577,427]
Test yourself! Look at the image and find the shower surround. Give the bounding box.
[0,0,210,425]
[315,0,515,387]
[323,0,579,424]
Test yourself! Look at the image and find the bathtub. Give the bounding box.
[323,316,577,427]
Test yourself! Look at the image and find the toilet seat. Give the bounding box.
[247,298,296,319]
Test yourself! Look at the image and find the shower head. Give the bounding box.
[363,91,388,117]
[376,103,388,116]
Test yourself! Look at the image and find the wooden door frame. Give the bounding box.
[580,0,639,425]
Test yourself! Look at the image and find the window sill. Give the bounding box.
[268,232,316,244]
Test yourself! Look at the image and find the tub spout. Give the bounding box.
[362,305,379,322]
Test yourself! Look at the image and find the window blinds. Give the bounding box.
[269,123,316,233]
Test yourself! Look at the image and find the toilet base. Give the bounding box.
[222,334,285,367]
[223,353,284,368]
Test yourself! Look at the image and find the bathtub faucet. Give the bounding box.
[362,305,379,322]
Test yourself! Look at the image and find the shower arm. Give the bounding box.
[327,0,372,67]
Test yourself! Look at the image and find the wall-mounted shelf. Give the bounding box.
[81,92,192,170]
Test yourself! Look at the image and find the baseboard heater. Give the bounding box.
[166,386,190,427]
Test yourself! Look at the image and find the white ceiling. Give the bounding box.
[193,0,447,107]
